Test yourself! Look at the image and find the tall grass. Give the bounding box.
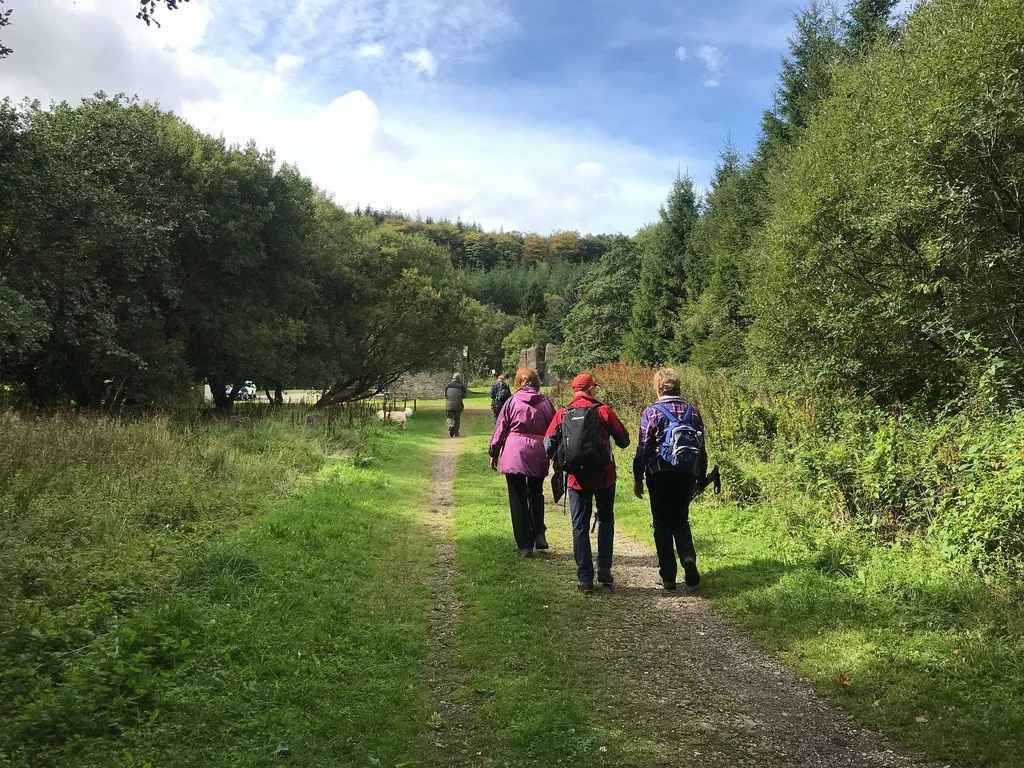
[0,408,385,763]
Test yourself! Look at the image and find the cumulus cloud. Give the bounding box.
[403,48,437,76]
[1,0,695,234]
[354,42,385,58]
[696,45,726,87]
[274,53,303,73]
[674,45,688,61]
[0,0,216,108]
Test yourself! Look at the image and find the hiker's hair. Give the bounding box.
[654,367,681,396]
[515,367,540,390]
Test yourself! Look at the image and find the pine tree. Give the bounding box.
[760,1,843,155]
[844,0,899,57]
[623,175,700,363]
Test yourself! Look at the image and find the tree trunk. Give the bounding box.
[265,385,284,409]
[210,379,235,414]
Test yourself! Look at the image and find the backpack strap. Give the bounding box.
[652,403,693,427]
[651,403,680,425]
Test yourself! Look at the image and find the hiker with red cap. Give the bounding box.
[544,372,630,592]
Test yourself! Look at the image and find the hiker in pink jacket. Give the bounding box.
[489,367,556,557]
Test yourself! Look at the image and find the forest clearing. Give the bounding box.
[3,0,1024,765]
[2,392,1021,767]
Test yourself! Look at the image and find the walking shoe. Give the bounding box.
[660,578,677,591]
[519,548,534,558]
[577,580,594,593]
[534,532,549,550]
[596,569,614,586]
[682,557,701,587]
[449,427,454,437]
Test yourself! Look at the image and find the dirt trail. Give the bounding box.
[423,433,487,768]
[538,497,950,768]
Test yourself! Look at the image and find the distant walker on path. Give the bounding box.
[489,374,512,421]
[444,372,467,437]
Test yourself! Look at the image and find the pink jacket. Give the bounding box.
[488,387,556,477]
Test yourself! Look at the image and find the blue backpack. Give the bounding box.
[651,403,703,475]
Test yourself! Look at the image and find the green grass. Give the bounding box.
[609,450,1024,768]
[449,409,642,768]
[0,409,441,767]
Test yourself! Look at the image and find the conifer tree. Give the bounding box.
[623,175,699,363]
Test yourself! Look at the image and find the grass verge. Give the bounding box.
[1,409,439,767]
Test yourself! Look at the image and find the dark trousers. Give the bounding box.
[646,472,696,583]
[568,485,615,583]
[506,474,546,550]
[445,410,462,435]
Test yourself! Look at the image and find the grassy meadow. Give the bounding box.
[0,406,441,767]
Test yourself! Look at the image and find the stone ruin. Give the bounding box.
[517,343,560,386]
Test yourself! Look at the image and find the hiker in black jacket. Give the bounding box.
[444,373,467,437]
[489,374,512,421]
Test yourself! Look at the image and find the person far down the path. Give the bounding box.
[489,373,512,421]
[443,372,467,437]
[632,366,709,590]
[488,367,556,558]
[544,373,630,593]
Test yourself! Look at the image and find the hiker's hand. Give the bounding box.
[633,479,644,499]
[489,456,498,471]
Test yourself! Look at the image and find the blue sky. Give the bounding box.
[2,0,851,234]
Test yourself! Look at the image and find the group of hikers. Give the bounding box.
[442,367,715,593]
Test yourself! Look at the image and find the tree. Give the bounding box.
[520,280,546,319]
[748,0,1024,404]
[317,225,474,407]
[0,96,195,408]
[760,1,844,158]
[623,175,700,363]
[1,0,12,59]
[680,144,760,370]
[137,0,190,27]
[843,0,900,57]
[557,238,641,374]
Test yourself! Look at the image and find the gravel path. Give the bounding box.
[423,435,488,768]
[537,496,952,768]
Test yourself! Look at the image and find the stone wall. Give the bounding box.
[543,344,559,386]
[393,370,458,399]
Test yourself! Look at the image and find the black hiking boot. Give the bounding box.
[660,578,677,591]
[577,580,594,593]
[682,557,700,587]
[534,532,549,550]
[596,569,614,587]
[448,427,454,437]
[519,548,534,558]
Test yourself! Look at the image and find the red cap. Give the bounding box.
[570,373,598,391]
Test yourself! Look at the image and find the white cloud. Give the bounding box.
[402,48,437,76]
[354,42,386,58]
[675,45,688,61]
[696,45,726,87]
[274,53,303,73]
[0,0,694,235]
[0,0,216,108]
